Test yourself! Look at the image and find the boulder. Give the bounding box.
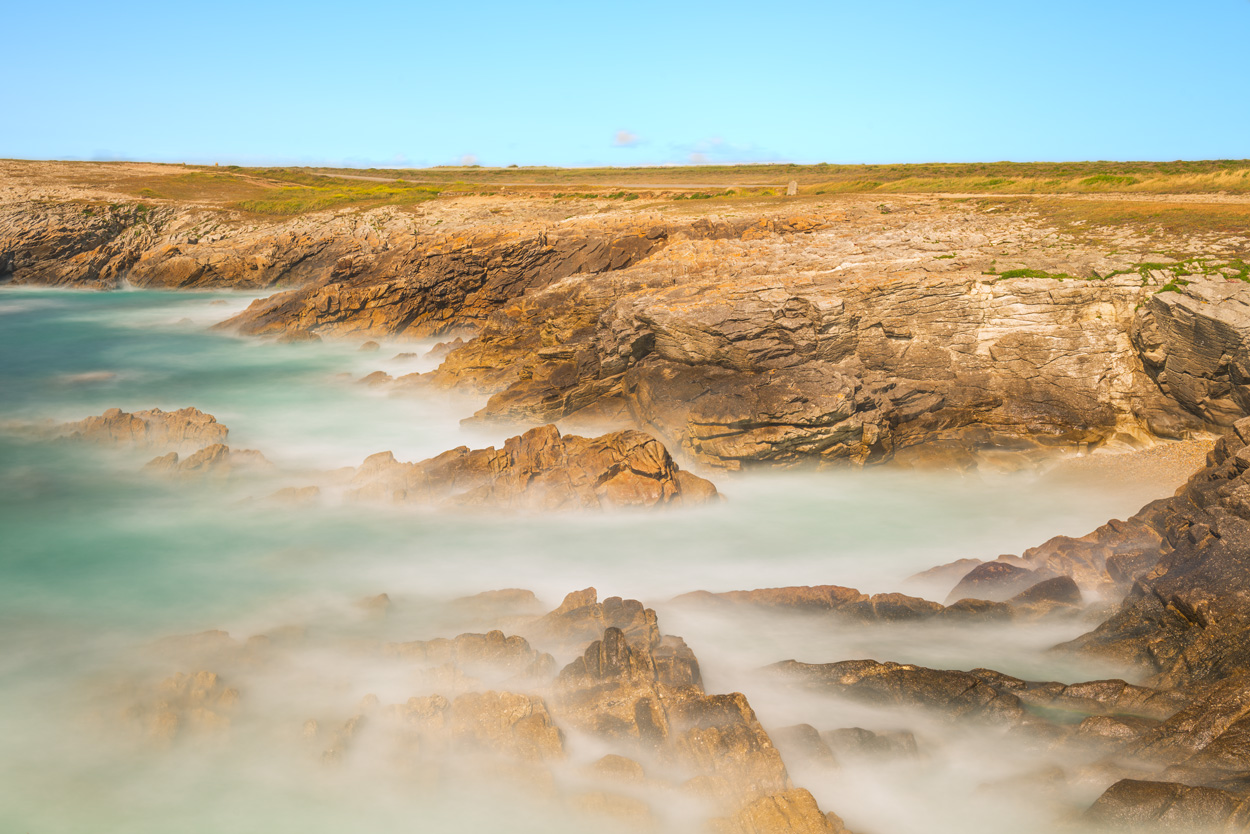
[945,561,1038,604]
[54,406,227,453]
[347,425,719,511]
[1085,779,1249,831]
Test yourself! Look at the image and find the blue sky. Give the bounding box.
[5,0,1249,167]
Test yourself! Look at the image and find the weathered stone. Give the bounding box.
[672,585,868,612]
[52,406,228,453]
[770,659,1026,723]
[347,425,718,511]
[945,561,1038,604]
[710,788,842,834]
[385,630,556,681]
[144,444,270,477]
[1085,779,1248,832]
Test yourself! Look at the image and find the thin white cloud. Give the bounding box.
[614,130,640,148]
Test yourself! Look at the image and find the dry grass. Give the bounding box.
[1011,198,1250,247]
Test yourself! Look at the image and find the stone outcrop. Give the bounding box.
[672,582,1070,624]
[770,659,1027,723]
[144,444,270,477]
[1067,417,1250,690]
[218,217,817,342]
[1085,778,1250,832]
[47,406,228,453]
[300,588,850,831]
[122,670,239,743]
[384,630,556,681]
[445,262,1217,470]
[1132,280,1250,432]
[10,169,1250,468]
[384,690,566,763]
[346,424,718,511]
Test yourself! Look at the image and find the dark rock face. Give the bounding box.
[221,218,776,342]
[346,424,719,511]
[945,561,1037,604]
[447,264,1227,469]
[770,659,1027,723]
[1085,779,1250,832]
[1067,417,1250,691]
[1133,282,1250,430]
[821,727,919,760]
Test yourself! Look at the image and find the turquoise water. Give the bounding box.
[0,287,1172,833]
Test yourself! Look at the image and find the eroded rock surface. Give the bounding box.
[44,406,228,453]
[346,424,718,511]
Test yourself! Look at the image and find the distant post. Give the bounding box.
[786,181,797,196]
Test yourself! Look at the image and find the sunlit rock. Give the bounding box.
[346,424,719,511]
[52,406,228,453]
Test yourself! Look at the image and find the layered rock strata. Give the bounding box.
[346,424,718,511]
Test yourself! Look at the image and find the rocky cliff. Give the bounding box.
[6,179,1250,471]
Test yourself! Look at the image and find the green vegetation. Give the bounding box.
[987,257,1250,292]
[1081,174,1140,187]
[299,159,1250,195]
[990,267,1079,281]
[81,158,1250,220]
[998,198,1250,245]
[1157,278,1192,293]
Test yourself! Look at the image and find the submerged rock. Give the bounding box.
[144,444,271,477]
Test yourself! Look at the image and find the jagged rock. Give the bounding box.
[668,691,792,800]
[52,406,227,453]
[945,561,1038,604]
[673,584,952,623]
[144,443,270,477]
[386,690,564,762]
[221,217,773,341]
[934,598,1015,622]
[841,592,944,622]
[1085,779,1250,832]
[1076,714,1160,749]
[448,588,547,621]
[1066,418,1250,690]
[624,358,899,469]
[770,724,839,768]
[347,424,718,511]
[995,676,1187,723]
[122,670,239,743]
[672,586,868,611]
[1007,575,1084,618]
[821,727,919,760]
[555,626,671,747]
[448,691,565,762]
[528,588,660,649]
[1133,281,1250,427]
[770,659,1026,723]
[385,630,555,681]
[710,789,844,834]
[902,557,984,600]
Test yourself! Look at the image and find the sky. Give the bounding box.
[4,0,1249,168]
